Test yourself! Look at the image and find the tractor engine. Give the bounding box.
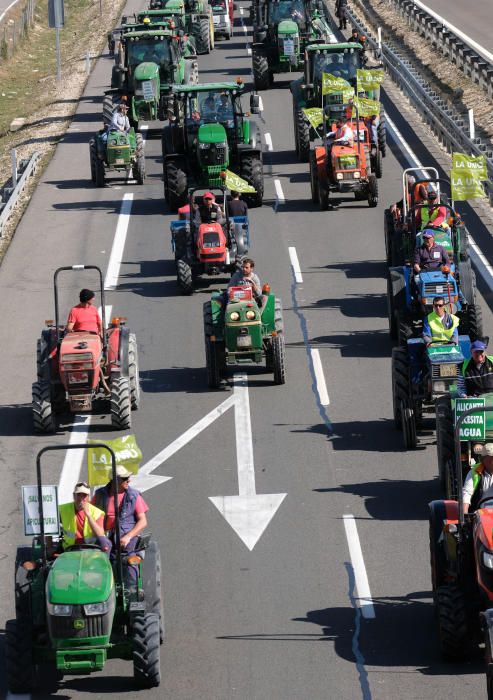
[224,287,263,354]
[197,123,229,171]
[418,270,459,314]
[106,131,132,167]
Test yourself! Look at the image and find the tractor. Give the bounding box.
[32,265,140,434]
[106,28,198,128]
[391,336,471,450]
[89,127,145,187]
[203,283,286,387]
[5,444,162,693]
[148,0,214,53]
[290,42,385,162]
[251,0,334,90]
[162,81,264,210]
[211,0,232,40]
[170,187,250,293]
[428,404,493,699]
[309,106,378,209]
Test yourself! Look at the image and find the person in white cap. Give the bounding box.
[463,444,493,513]
[59,482,111,553]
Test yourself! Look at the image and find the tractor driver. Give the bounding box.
[66,289,103,336]
[413,230,450,278]
[463,443,493,514]
[59,482,112,554]
[326,115,354,147]
[111,102,131,134]
[228,258,262,299]
[193,191,225,226]
[462,340,493,396]
[415,187,449,231]
[422,295,459,346]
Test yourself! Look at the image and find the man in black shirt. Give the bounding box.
[227,191,248,218]
[463,340,493,396]
[193,192,224,226]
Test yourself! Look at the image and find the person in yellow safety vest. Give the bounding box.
[59,482,112,554]
[463,443,493,513]
[416,187,449,230]
[422,295,459,346]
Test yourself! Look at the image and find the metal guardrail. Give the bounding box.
[0,151,41,237]
[347,0,493,205]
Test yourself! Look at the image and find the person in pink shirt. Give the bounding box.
[66,288,103,336]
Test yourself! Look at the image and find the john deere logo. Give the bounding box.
[73,619,85,630]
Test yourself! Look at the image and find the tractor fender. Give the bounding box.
[171,221,191,256]
[429,499,459,581]
[289,76,303,99]
[314,146,326,185]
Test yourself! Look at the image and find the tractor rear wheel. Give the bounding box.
[294,105,310,162]
[193,17,211,54]
[373,149,383,179]
[177,257,193,295]
[205,338,223,388]
[436,584,469,659]
[134,134,145,185]
[240,155,263,207]
[401,399,417,449]
[378,110,386,156]
[110,376,132,430]
[387,275,397,341]
[32,380,55,433]
[309,150,318,203]
[391,346,409,431]
[103,94,116,126]
[429,502,448,596]
[89,139,97,183]
[272,334,286,385]
[252,51,270,90]
[142,539,164,644]
[129,333,140,410]
[95,156,105,188]
[436,396,454,493]
[367,175,378,207]
[458,259,476,305]
[274,298,284,333]
[165,159,188,212]
[463,303,483,341]
[5,619,35,693]
[132,613,161,688]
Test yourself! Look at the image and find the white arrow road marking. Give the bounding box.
[209,374,287,551]
[104,194,133,290]
[343,515,375,619]
[132,394,236,492]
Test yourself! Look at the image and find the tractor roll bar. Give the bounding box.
[53,265,107,348]
[454,405,493,525]
[36,444,123,589]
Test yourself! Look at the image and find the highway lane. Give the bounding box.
[2,2,493,699]
[414,0,493,56]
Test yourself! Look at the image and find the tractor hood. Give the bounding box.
[134,61,160,80]
[426,343,464,364]
[47,550,114,605]
[198,122,227,144]
[278,19,298,35]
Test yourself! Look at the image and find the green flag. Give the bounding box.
[451,170,486,201]
[223,169,256,193]
[452,152,487,180]
[302,107,323,129]
[350,96,381,117]
[356,68,385,92]
[87,435,142,487]
[322,72,353,97]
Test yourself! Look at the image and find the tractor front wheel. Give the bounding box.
[367,174,378,207]
[110,376,132,430]
[309,150,318,203]
[240,155,263,207]
[177,257,193,295]
[193,17,211,54]
[272,334,286,385]
[436,396,454,493]
[373,149,383,179]
[32,380,55,433]
[401,399,417,449]
[129,333,141,410]
[95,156,105,188]
[252,52,270,91]
[436,584,469,659]
[132,613,161,688]
[294,105,310,162]
[5,619,35,694]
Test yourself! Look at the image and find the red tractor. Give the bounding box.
[32,265,140,433]
[309,110,378,209]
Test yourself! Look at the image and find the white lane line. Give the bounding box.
[288,246,303,283]
[386,113,493,291]
[140,124,149,143]
[264,132,273,151]
[343,515,376,619]
[104,194,133,290]
[310,348,330,406]
[7,694,30,700]
[239,6,243,14]
[58,415,93,503]
[274,178,285,207]
[258,96,264,112]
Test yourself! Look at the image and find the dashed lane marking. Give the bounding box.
[310,349,330,406]
[288,246,303,283]
[343,515,376,619]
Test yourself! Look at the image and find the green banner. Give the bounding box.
[455,397,486,441]
[350,96,381,117]
[322,72,353,97]
[224,169,256,193]
[451,170,487,201]
[87,435,142,487]
[356,68,385,92]
[452,152,487,180]
[302,107,323,129]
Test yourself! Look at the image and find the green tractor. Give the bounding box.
[162,82,264,210]
[89,127,145,186]
[204,283,286,387]
[251,0,335,91]
[5,444,163,693]
[148,0,214,53]
[290,42,385,161]
[106,28,199,128]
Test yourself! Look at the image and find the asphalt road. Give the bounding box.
[1,2,493,699]
[417,0,493,55]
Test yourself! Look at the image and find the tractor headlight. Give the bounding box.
[199,142,211,149]
[48,603,73,616]
[353,171,360,179]
[245,310,256,320]
[230,311,240,321]
[84,600,110,616]
[336,172,343,180]
[432,381,447,393]
[483,551,493,569]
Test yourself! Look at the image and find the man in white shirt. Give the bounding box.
[327,115,354,147]
[110,103,131,133]
[463,443,493,513]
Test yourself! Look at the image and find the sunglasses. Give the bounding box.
[434,303,444,307]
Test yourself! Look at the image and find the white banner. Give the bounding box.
[22,485,60,536]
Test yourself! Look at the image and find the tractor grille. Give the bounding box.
[339,172,356,180]
[203,232,221,248]
[201,144,227,166]
[207,165,225,187]
[48,609,110,639]
[423,281,455,297]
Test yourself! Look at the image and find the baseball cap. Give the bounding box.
[482,444,493,457]
[422,230,435,238]
[116,465,133,479]
[73,482,91,495]
[471,340,487,352]
[203,192,214,200]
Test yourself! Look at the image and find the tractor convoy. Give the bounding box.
[6,0,493,695]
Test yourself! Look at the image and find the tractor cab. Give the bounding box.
[211,0,232,39]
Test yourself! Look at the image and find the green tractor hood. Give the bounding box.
[47,550,114,605]
[198,122,227,144]
[278,19,298,35]
[134,61,161,81]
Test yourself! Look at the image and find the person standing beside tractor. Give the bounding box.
[227,191,248,218]
[463,443,493,514]
[463,340,493,396]
[59,482,111,554]
[422,295,459,346]
[66,288,103,336]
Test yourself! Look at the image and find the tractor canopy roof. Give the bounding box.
[306,42,363,52]
[123,29,174,39]
[171,82,244,94]
[47,550,114,605]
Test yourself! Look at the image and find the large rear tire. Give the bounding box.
[5,619,35,694]
[142,539,164,644]
[272,334,286,385]
[132,613,161,688]
[110,376,132,430]
[252,51,270,90]
[89,139,97,183]
[294,105,310,162]
[463,303,483,342]
[177,257,193,295]
[309,150,318,203]
[192,17,211,54]
[436,396,454,493]
[367,174,378,208]
[240,155,263,207]
[318,179,328,210]
[165,159,188,212]
[32,380,55,434]
[436,584,469,660]
[391,346,409,431]
[129,333,140,410]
